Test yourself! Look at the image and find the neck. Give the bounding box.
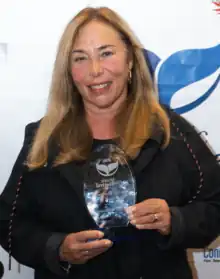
[88,118,116,139]
[86,110,117,140]
[84,93,127,140]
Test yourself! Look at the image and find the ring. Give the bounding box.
[153,213,159,222]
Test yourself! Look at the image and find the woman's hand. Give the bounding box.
[59,230,113,264]
[126,199,171,235]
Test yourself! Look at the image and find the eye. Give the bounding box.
[73,56,87,62]
[101,51,114,57]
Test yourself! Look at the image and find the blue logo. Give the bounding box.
[203,248,220,262]
[144,44,220,114]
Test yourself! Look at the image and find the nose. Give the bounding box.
[89,58,104,77]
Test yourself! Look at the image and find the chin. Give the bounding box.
[92,96,114,109]
[95,102,113,109]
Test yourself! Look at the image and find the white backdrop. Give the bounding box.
[0,0,219,278]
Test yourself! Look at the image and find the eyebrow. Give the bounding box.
[72,44,116,54]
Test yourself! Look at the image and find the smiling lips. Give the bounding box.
[88,81,112,93]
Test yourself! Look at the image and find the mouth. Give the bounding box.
[88,82,112,93]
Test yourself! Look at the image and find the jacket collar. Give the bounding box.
[131,130,163,175]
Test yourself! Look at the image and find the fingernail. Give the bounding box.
[130,219,136,225]
[105,240,111,245]
[128,214,134,220]
[124,208,129,214]
[126,206,135,215]
[98,231,104,238]
[125,207,131,214]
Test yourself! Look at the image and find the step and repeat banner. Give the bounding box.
[0,0,219,278]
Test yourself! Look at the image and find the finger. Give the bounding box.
[84,246,111,257]
[74,239,112,252]
[80,245,107,256]
[64,249,89,264]
[72,254,90,265]
[130,213,159,225]
[91,246,110,254]
[127,203,160,219]
[69,244,112,264]
[135,221,164,230]
[85,246,111,260]
[127,199,162,216]
[68,249,93,264]
[76,246,111,264]
[74,230,104,242]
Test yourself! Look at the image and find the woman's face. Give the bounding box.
[71,20,132,111]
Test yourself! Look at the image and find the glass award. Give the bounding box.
[83,143,136,229]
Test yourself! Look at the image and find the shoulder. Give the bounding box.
[23,119,42,147]
[162,105,217,165]
[162,105,201,147]
[162,105,196,135]
[1,119,43,189]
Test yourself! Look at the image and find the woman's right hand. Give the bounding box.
[59,230,113,264]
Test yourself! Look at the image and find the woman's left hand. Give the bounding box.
[126,199,171,235]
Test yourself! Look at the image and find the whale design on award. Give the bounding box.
[83,143,136,229]
[96,160,119,177]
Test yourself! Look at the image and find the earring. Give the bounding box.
[128,69,132,84]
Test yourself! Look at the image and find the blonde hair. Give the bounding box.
[27,6,170,169]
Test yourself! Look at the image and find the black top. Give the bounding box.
[1,107,220,279]
[92,138,116,148]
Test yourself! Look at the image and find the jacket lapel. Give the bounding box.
[132,124,164,175]
[56,161,87,207]
[132,139,161,176]
[47,140,87,208]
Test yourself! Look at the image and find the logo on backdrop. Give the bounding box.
[143,48,220,162]
[203,248,220,262]
[143,44,220,114]
[212,1,220,14]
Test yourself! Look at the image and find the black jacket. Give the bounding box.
[1,108,220,279]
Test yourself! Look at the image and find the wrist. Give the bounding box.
[158,226,171,236]
[58,243,72,274]
[59,242,67,262]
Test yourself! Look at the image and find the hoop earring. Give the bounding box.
[128,69,132,84]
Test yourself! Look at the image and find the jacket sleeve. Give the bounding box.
[157,109,220,249]
[0,123,69,276]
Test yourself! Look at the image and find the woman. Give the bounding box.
[0,6,220,279]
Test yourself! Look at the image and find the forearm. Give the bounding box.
[0,219,73,276]
[44,232,71,275]
[157,202,220,250]
[0,217,51,269]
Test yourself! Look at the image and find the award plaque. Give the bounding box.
[83,143,136,229]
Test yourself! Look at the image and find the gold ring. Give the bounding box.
[154,213,159,222]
